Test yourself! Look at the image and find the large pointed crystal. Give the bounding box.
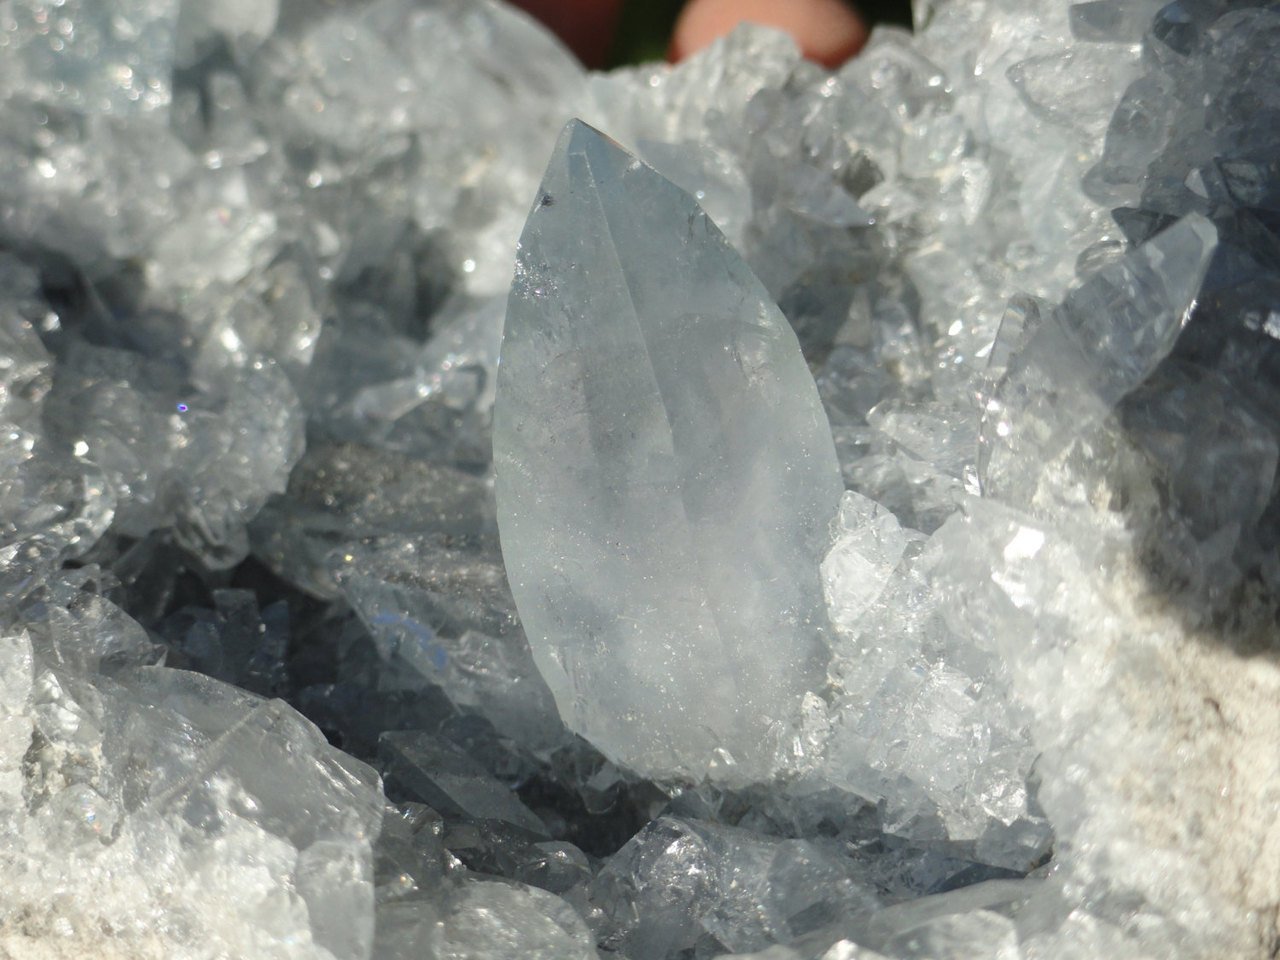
[493,121,843,784]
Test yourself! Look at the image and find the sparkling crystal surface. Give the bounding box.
[0,0,180,115]
[0,0,1277,957]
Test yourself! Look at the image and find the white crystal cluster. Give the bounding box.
[0,0,1278,958]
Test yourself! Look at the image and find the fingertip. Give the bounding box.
[671,0,868,68]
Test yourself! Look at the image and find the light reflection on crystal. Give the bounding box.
[0,0,1274,958]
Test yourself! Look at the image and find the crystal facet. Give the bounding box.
[494,121,843,784]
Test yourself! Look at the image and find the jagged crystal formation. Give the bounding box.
[980,213,1219,502]
[0,0,1278,958]
[494,120,843,784]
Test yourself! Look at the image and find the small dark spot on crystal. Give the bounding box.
[540,193,554,207]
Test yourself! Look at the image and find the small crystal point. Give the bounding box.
[493,120,843,784]
[980,212,1218,500]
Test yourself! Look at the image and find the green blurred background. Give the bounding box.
[610,0,912,64]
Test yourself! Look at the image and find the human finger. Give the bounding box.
[670,0,868,67]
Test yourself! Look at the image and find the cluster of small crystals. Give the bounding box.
[0,0,1276,957]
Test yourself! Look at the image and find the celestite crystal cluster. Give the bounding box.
[0,0,1277,958]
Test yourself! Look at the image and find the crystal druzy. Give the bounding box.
[0,0,1278,958]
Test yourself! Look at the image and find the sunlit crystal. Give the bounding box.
[494,120,843,784]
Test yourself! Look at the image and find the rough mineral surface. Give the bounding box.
[0,0,1277,958]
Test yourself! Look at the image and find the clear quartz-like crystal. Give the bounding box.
[494,120,843,784]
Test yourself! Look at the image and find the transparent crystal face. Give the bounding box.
[494,121,843,786]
